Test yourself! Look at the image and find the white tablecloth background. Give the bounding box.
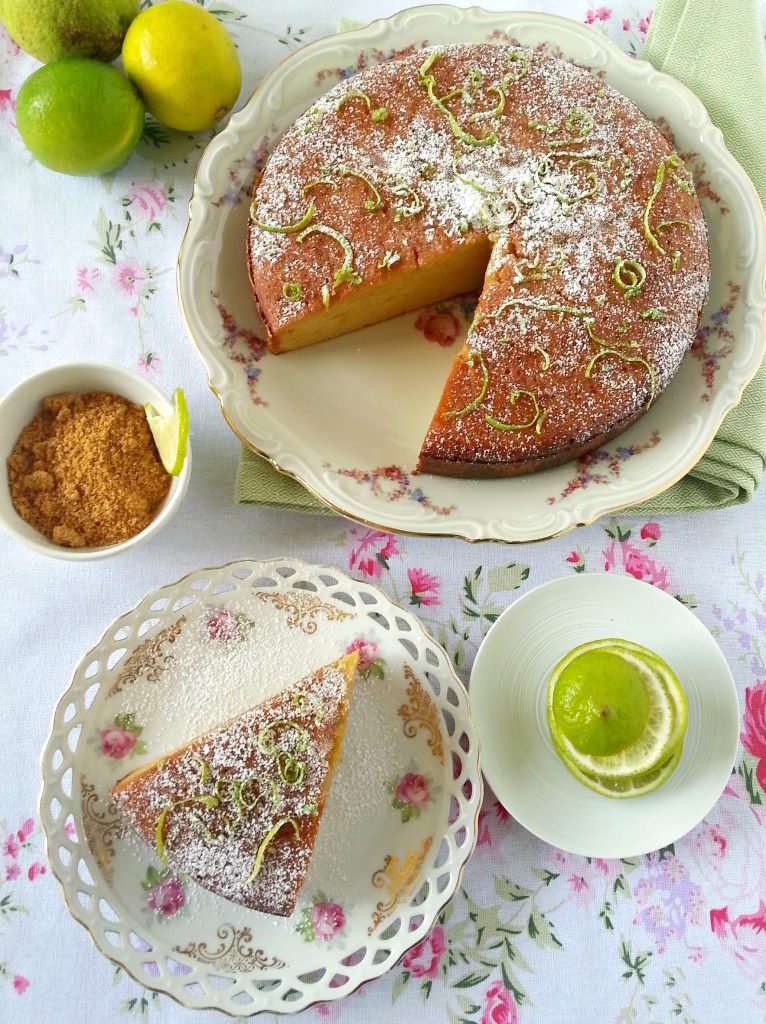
[2,2,766,1022]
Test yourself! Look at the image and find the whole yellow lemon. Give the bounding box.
[121,1,240,132]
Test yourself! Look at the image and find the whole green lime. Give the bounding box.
[0,0,139,63]
[16,59,145,176]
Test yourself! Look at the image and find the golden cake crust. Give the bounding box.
[246,44,709,477]
[111,654,357,916]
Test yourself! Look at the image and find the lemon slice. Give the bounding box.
[145,387,189,475]
[547,639,686,780]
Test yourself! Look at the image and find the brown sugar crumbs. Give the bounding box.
[7,391,171,549]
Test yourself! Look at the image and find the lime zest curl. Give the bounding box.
[469,86,506,123]
[643,154,694,257]
[338,165,382,212]
[418,51,498,148]
[282,282,302,301]
[478,193,520,229]
[336,89,371,113]
[476,296,592,329]
[513,248,564,284]
[377,249,400,270]
[257,719,309,757]
[296,223,361,290]
[442,350,489,420]
[531,342,551,371]
[244,817,299,885]
[391,180,424,222]
[296,106,323,135]
[302,177,338,196]
[251,198,315,234]
[529,107,595,147]
[613,258,646,301]
[502,50,529,88]
[485,389,545,433]
[584,319,656,409]
[452,152,500,196]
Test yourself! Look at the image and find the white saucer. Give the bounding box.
[469,573,740,858]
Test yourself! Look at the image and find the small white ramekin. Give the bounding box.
[0,362,191,560]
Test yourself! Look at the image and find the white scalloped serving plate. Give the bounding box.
[40,559,481,1016]
[178,5,766,543]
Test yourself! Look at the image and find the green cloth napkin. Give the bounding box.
[237,1,766,516]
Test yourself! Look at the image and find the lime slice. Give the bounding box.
[145,387,188,475]
[557,743,684,800]
[605,639,688,754]
[549,648,651,756]
[547,640,686,780]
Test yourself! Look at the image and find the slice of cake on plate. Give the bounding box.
[111,652,358,916]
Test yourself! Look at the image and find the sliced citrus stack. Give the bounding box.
[144,387,188,475]
[546,638,687,799]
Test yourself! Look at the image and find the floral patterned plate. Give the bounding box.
[177,5,766,543]
[470,573,740,858]
[39,558,481,1016]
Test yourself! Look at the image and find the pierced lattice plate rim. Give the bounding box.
[40,558,481,1016]
[178,4,766,543]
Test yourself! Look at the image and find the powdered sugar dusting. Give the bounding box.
[113,659,354,916]
[247,43,710,473]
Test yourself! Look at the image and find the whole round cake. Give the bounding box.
[246,44,709,477]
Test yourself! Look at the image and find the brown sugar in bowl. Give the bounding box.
[0,363,191,560]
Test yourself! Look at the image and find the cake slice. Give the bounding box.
[111,652,358,916]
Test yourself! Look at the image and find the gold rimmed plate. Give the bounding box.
[178,5,766,542]
[40,558,481,1016]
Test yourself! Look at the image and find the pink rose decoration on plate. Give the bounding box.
[396,773,430,807]
[402,924,445,979]
[312,902,346,941]
[99,713,145,759]
[206,608,252,644]
[99,723,137,759]
[388,770,432,821]
[144,869,185,919]
[480,979,518,1024]
[13,975,29,995]
[3,832,20,858]
[415,309,460,346]
[296,893,347,943]
[345,637,384,679]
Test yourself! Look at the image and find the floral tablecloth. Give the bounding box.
[2,2,766,1022]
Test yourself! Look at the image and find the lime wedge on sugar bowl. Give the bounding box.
[144,387,189,475]
[546,638,688,798]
